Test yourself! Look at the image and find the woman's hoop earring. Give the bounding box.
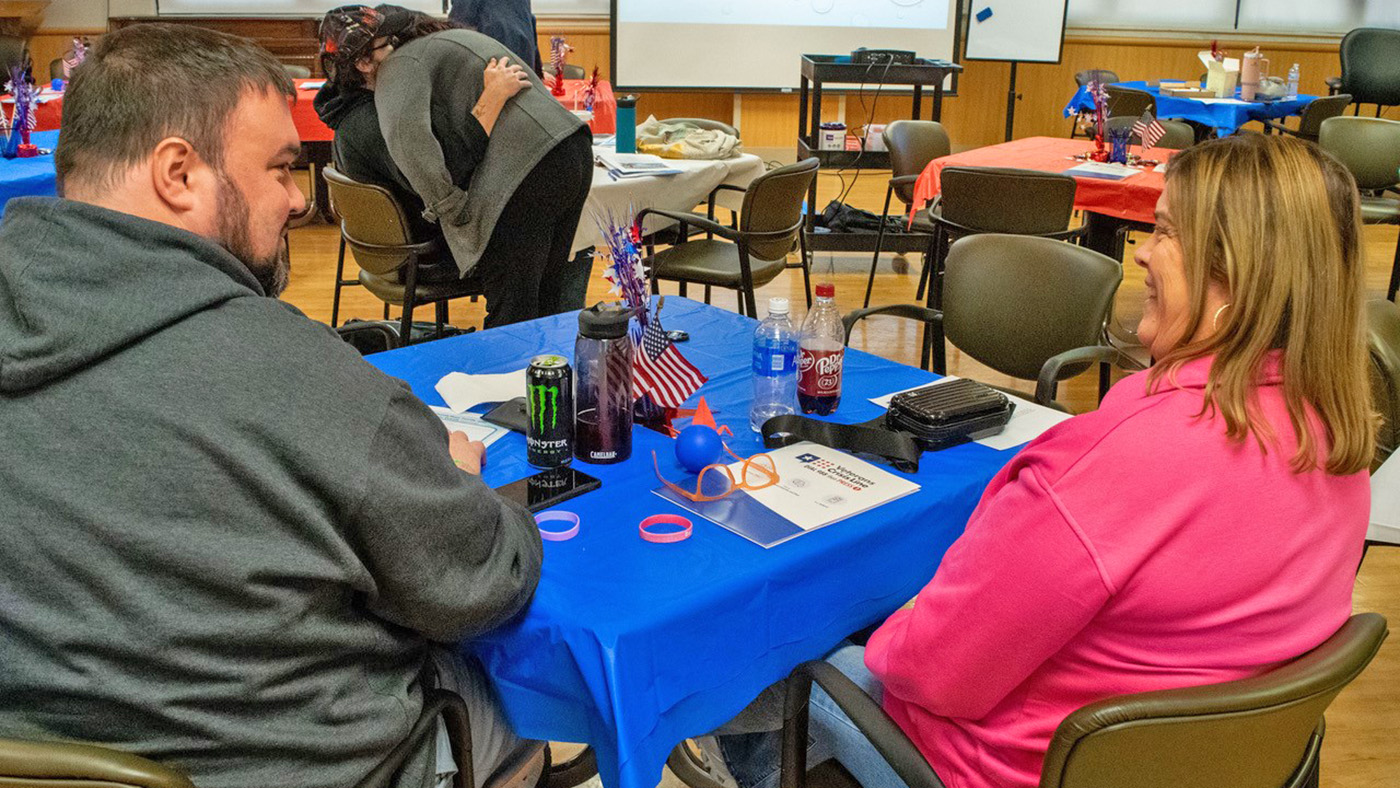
[1212,303,1232,331]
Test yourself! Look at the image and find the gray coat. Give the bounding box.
[0,198,542,788]
[376,29,588,274]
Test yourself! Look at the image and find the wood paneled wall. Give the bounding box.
[27,20,1397,154]
[537,24,1400,151]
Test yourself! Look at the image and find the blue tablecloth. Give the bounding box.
[0,130,59,215]
[368,299,1015,788]
[1063,80,1315,136]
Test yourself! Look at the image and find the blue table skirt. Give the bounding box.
[1064,80,1315,136]
[0,130,59,216]
[368,298,1016,788]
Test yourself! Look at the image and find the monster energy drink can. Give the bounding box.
[526,354,574,468]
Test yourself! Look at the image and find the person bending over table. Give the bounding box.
[0,24,543,788]
[316,5,592,328]
[710,133,1375,788]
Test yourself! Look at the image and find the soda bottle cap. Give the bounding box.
[578,302,632,340]
[768,297,790,315]
[815,283,835,299]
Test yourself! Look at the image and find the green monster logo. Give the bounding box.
[531,384,561,431]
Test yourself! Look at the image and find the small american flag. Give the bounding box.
[1131,110,1166,150]
[632,317,706,408]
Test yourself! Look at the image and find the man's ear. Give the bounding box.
[149,136,216,215]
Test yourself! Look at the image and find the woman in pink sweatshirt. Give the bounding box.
[715,134,1375,788]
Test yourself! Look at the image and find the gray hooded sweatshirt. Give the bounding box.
[0,198,542,788]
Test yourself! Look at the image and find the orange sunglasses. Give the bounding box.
[652,445,780,502]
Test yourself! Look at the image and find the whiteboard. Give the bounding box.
[533,0,608,16]
[964,0,1069,63]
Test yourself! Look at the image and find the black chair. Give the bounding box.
[1260,94,1353,143]
[323,167,483,346]
[1104,85,1156,119]
[863,120,951,308]
[644,158,819,317]
[1070,70,1120,139]
[919,167,1085,311]
[776,614,1388,788]
[1326,28,1400,117]
[844,235,1138,407]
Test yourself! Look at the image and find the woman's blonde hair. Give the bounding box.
[1150,133,1375,475]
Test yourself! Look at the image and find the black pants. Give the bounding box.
[477,126,594,329]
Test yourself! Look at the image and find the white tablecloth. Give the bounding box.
[572,148,766,255]
[1370,452,1400,545]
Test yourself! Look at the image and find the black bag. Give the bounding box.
[886,379,1016,451]
[817,200,904,233]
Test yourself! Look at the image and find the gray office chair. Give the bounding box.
[1105,85,1156,119]
[845,235,1138,407]
[863,120,952,308]
[1317,116,1400,301]
[644,158,819,317]
[1326,28,1400,117]
[1370,298,1400,469]
[552,63,586,80]
[776,614,1388,788]
[1260,94,1353,143]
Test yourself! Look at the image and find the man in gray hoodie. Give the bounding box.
[0,23,542,788]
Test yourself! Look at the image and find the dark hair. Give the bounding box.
[55,23,295,194]
[321,5,459,91]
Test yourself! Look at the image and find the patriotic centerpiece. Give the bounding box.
[1130,111,1166,152]
[577,66,601,113]
[61,37,88,78]
[1083,77,1109,162]
[4,66,39,159]
[549,36,572,98]
[597,211,708,420]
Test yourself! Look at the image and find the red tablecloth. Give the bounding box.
[291,77,617,143]
[912,136,1177,225]
[2,92,63,132]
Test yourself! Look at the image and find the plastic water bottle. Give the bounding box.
[798,284,846,416]
[1286,64,1300,100]
[750,297,798,432]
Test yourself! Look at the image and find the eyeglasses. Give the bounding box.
[653,446,779,502]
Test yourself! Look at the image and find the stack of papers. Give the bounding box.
[1065,161,1141,181]
[595,151,683,180]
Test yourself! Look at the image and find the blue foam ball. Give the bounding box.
[675,424,724,473]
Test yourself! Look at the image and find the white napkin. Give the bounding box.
[434,370,526,413]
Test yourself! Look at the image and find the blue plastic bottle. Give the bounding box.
[616,94,638,154]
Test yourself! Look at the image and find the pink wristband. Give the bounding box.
[535,511,581,542]
[639,514,692,543]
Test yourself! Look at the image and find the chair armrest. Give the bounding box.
[1325,76,1342,94]
[888,174,921,188]
[637,208,741,242]
[1260,119,1296,136]
[1035,345,1142,405]
[708,183,749,199]
[780,661,943,788]
[354,689,473,788]
[842,304,942,344]
[335,322,399,355]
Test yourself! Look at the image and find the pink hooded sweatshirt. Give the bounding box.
[865,355,1369,788]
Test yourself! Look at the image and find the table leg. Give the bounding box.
[1081,211,1127,262]
[303,141,334,224]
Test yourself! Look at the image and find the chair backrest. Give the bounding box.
[939,167,1077,236]
[1339,27,1400,109]
[322,166,416,276]
[1369,298,1400,469]
[0,36,24,73]
[282,63,313,80]
[883,120,951,205]
[1039,613,1389,788]
[553,63,586,80]
[1105,85,1156,118]
[49,56,65,81]
[1294,94,1353,140]
[1074,69,1120,88]
[0,738,197,788]
[659,117,740,138]
[739,157,820,261]
[942,234,1121,381]
[1317,116,1400,191]
[1155,120,1195,150]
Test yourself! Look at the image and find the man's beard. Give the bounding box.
[215,173,290,298]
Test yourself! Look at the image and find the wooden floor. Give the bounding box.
[283,169,1400,787]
